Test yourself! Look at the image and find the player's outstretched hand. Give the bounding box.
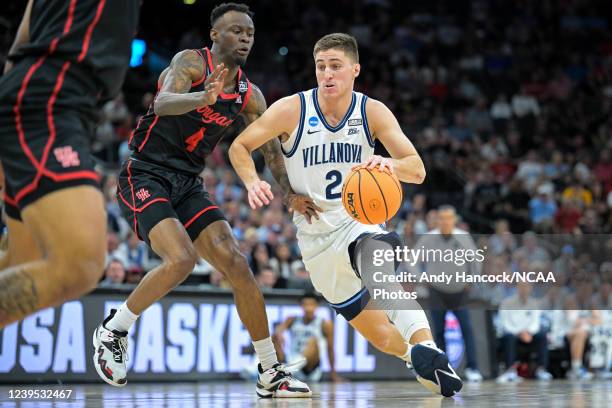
[246,180,274,209]
[200,63,228,106]
[285,193,323,224]
[354,155,394,173]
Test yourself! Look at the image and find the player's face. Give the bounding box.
[315,49,360,97]
[301,298,318,317]
[211,11,255,66]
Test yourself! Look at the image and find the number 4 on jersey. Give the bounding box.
[185,128,206,152]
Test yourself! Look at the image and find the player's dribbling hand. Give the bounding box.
[354,155,394,173]
[201,63,229,106]
[246,180,274,209]
[285,193,323,224]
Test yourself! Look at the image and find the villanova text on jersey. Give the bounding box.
[302,143,362,168]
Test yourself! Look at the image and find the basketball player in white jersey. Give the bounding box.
[273,292,342,383]
[229,33,462,396]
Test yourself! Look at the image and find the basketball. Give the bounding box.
[342,166,403,224]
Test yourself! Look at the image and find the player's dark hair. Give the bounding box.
[299,292,319,303]
[210,3,254,27]
[313,33,359,62]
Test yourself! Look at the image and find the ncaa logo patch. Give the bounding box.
[348,118,362,126]
[308,116,319,127]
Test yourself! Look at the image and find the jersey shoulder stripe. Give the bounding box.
[281,91,306,158]
[360,95,375,147]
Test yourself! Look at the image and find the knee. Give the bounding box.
[54,245,106,300]
[164,247,198,281]
[217,247,255,288]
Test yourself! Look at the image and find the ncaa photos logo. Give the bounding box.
[309,116,319,127]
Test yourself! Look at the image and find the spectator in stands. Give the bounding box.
[515,232,550,264]
[416,205,484,382]
[113,231,156,272]
[99,259,126,288]
[250,243,274,276]
[256,266,279,290]
[554,198,583,233]
[497,281,552,382]
[562,181,593,209]
[528,185,557,231]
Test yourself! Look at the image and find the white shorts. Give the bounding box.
[297,220,383,304]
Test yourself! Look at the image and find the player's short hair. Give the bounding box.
[210,2,254,27]
[299,292,320,303]
[313,33,359,63]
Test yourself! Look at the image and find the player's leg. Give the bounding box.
[567,327,589,379]
[93,163,197,387]
[0,186,106,328]
[181,189,310,398]
[194,220,269,341]
[0,210,43,269]
[94,220,197,387]
[126,219,197,313]
[301,337,320,372]
[272,334,287,363]
[348,230,462,396]
[349,308,410,357]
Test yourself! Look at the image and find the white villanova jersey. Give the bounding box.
[288,315,325,356]
[282,88,375,235]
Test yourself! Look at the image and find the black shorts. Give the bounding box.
[0,57,100,218]
[117,158,226,245]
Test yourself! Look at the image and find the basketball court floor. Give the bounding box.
[0,380,610,407]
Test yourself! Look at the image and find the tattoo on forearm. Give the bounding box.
[260,139,293,195]
[243,85,294,195]
[0,269,38,326]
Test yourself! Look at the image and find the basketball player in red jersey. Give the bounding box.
[0,0,139,327]
[92,3,311,397]
[229,33,463,397]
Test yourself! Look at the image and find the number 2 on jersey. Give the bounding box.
[325,170,342,199]
[185,128,206,152]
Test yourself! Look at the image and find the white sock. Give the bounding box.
[572,359,583,371]
[384,309,431,342]
[106,302,139,333]
[253,337,278,371]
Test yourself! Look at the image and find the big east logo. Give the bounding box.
[196,105,234,127]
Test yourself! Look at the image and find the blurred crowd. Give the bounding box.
[88,0,612,288]
[1,0,611,380]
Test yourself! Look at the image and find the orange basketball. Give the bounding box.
[341,166,403,224]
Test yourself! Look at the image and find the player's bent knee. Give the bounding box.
[165,249,198,280]
[218,247,254,284]
[54,253,106,301]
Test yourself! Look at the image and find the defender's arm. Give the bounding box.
[153,50,227,116]
[229,95,299,204]
[240,85,293,197]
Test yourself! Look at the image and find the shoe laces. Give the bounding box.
[111,333,129,363]
[273,358,306,377]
